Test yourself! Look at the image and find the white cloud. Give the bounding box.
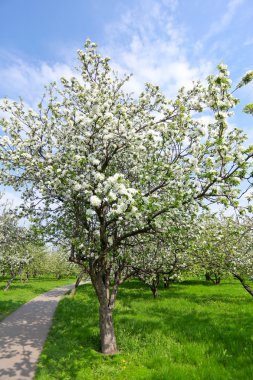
[103,0,213,97]
[0,0,213,106]
[0,55,76,106]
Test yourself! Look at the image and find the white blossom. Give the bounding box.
[90,195,102,207]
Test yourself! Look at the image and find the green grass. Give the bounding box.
[0,277,75,321]
[35,279,253,380]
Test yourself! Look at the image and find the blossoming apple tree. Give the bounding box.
[0,40,252,353]
[195,213,253,295]
[130,213,198,298]
[0,200,32,290]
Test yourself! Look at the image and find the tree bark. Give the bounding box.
[214,274,221,284]
[163,276,171,288]
[150,285,158,298]
[233,273,253,297]
[209,273,221,284]
[70,271,84,296]
[90,269,118,355]
[150,275,159,298]
[99,303,117,354]
[4,275,15,291]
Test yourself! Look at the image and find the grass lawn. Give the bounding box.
[0,277,75,321]
[35,279,253,380]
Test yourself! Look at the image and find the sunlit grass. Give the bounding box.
[0,277,75,321]
[35,279,253,380]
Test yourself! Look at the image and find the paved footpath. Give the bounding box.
[0,284,74,380]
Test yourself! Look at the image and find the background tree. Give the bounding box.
[194,215,227,284]
[25,244,48,278]
[131,214,197,298]
[0,201,32,290]
[45,249,79,280]
[195,213,253,294]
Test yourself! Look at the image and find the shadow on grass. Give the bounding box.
[179,279,215,286]
[117,280,251,307]
[35,281,253,380]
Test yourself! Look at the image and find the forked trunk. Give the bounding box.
[99,303,117,354]
[214,275,221,284]
[210,274,221,285]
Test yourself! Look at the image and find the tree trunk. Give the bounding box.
[90,269,118,355]
[164,277,170,288]
[233,273,253,297]
[150,286,158,298]
[99,303,117,354]
[209,273,221,284]
[150,275,159,298]
[70,271,84,296]
[205,272,211,281]
[4,275,15,291]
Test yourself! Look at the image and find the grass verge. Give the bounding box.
[35,279,253,380]
[0,277,75,321]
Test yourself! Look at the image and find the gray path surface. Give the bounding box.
[0,284,74,380]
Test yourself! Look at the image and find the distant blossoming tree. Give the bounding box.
[195,214,253,295]
[130,213,198,298]
[0,41,253,353]
[0,200,31,290]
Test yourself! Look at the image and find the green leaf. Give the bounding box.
[236,71,253,90]
[243,103,253,116]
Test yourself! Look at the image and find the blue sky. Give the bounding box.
[0,0,253,204]
[1,0,252,100]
